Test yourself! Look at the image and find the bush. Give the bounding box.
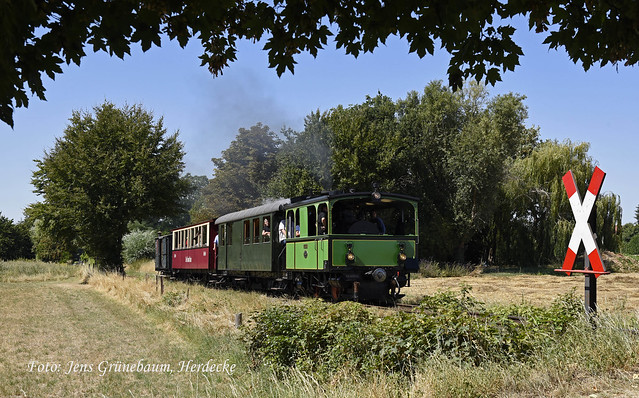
[623,234,639,255]
[122,229,157,264]
[243,288,582,376]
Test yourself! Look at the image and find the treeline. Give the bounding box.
[3,82,632,266]
[193,82,624,265]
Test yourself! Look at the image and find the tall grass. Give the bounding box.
[87,267,278,336]
[410,311,639,397]
[417,260,478,277]
[0,259,81,282]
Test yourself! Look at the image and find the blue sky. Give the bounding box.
[1,24,637,224]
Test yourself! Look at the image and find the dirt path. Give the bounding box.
[0,280,220,397]
[405,272,639,313]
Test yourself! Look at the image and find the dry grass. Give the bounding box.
[0,279,242,397]
[88,263,279,335]
[0,260,81,282]
[405,272,639,314]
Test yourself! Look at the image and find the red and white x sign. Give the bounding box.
[560,167,606,276]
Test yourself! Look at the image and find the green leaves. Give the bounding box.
[244,289,584,374]
[5,0,639,127]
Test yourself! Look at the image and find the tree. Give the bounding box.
[635,204,639,225]
[197,123,280,218]
[31,102,186,270]
[327,82,538,262]
[4,0,639,127]
[24,205,76,262]
[0,213,33,260]
[329,94,402,192]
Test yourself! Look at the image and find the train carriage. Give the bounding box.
[166,220,218,276]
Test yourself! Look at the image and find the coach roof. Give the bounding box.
[215,198,291,225]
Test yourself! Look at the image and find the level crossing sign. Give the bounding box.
[558,166,607,277]
[555,166,609,314]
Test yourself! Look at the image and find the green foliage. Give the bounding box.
[121,229,157,264]
[5,1,639,127]
[197,123,280,217]
[209,81,622,266]
[244,289,582,376]
[595,193,622,252]
[30,102,186,270]
[28,217,73,263]
[327,82,538,262]
[622,223,639,255]
[0,214,33,260]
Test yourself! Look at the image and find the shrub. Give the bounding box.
[243,288,583,376]
[122,229,157,264]
[623,234,639,255]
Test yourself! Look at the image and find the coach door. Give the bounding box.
[218,223,231,270]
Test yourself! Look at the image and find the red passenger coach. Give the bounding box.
[171,220,217,274]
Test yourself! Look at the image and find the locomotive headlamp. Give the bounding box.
[398,242,407,263]
[346,243,355,264]
[371,191,381,201]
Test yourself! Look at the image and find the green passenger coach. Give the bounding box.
[213,191,419,301]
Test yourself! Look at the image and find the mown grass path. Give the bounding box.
[0,280,234,397]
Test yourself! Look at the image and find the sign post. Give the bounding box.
[554,166,609,314]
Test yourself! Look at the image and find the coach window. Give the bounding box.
[243,220,250,244]
[252,218,260,244]
[202,225,208,246]
[262,216,271,243]
[227,224,233,245]
[219,225,225,246]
